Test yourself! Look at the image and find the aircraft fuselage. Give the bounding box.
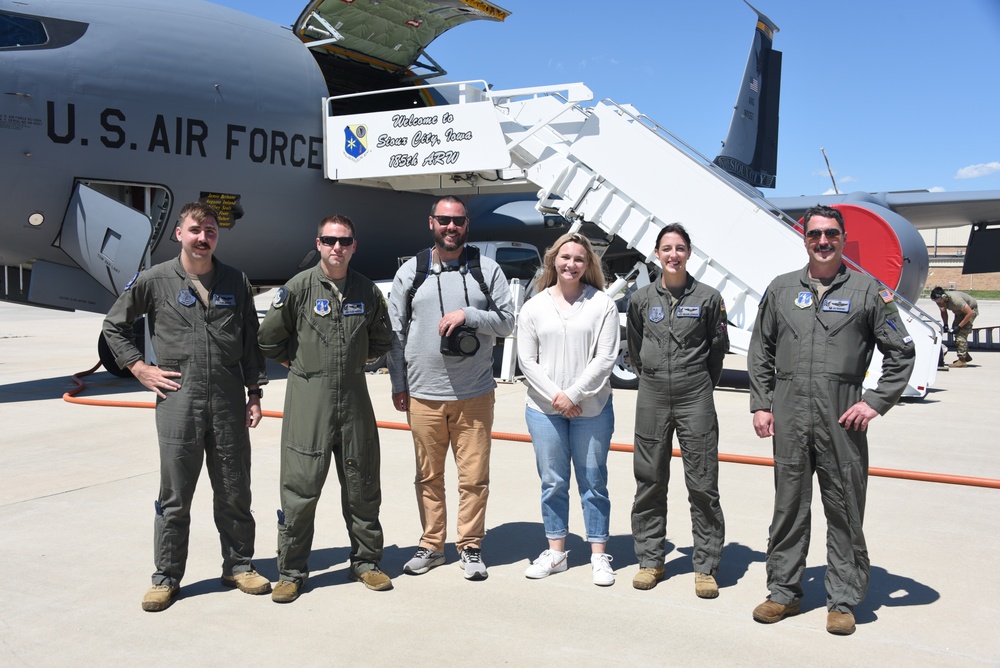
[0,0,436,296]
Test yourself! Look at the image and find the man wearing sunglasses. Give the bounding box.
[258,214,393,602]
[748,205,915,635]
[387,196,514,581]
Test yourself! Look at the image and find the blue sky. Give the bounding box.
[213,0,1000,198]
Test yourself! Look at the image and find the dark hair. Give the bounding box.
[803,205,845,232]
[430,195,468,217]
[930,286,946,300]
[177,201,219,227]
[317,214,356,237]
[655,223,692,250]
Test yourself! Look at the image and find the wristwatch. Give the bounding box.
[247,388,263,399]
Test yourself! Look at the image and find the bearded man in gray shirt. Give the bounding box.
[388,196,514,581]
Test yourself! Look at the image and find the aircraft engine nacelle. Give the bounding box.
[796,202,929,304]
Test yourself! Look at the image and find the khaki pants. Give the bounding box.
[408,392,494,553]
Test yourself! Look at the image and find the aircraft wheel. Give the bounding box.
[609,339,638,390]
[97,317,146,378]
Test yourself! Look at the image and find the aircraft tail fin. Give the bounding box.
[713,2,782,189]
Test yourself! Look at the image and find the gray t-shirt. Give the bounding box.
[387,248,515,401]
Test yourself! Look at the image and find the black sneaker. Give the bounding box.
[458,547,488,581]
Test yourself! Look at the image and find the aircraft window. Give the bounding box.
[495,247,541,282]
[0,13,47,48]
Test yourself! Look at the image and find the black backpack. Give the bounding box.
[404,245,506,326]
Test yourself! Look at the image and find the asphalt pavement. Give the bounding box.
[1,298,998,666]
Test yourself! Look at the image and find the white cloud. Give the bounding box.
[839,175,859,184]
[955,162,1000,179]
[928,186,946,192]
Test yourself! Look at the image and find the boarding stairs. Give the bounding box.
[324,81,940,397]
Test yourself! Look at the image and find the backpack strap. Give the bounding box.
[404,245,507,327]
[404,247,433,326]
[464,245,506,321]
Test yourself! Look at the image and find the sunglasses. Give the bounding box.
[319,235,354,247]
[432,215,468,227]
[805,228,842,240]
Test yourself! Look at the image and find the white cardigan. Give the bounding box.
[516,284,620,417]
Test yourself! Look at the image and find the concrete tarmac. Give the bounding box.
[1,298,998,666]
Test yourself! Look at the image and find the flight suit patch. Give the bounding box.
[879,288,894,304]
[212,294,236,307]
[822,298,850,313]
[343,302,365,316]
[124,272,139,291]
[272,287,288,309]
[676,305,700,318]
[178,288,197,307]
[648,306,665,323]
[795,291,812,309]
[314,299,332,316]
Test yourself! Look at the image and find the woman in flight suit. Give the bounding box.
[627,223,729,598]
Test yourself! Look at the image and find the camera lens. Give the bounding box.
[457,331,480,355]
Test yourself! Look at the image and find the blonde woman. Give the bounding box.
[516,232,620,586]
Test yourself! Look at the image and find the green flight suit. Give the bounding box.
[258,265,392,584]
[749,264,915,613]
[940,290,978,359]
[627,275,730,574]
[102,256,267,587]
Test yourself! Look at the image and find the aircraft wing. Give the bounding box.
[770,190,1000,229]
[294,0,509,72]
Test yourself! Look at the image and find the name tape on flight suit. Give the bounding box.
[343,302,365,316]
[822,298,850,313]
[676,305,701,318]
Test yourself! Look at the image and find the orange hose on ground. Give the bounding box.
[64,364,1000,490]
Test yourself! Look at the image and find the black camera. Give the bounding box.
[441,325,480,357]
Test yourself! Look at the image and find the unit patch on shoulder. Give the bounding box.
[124,272,139,291]
[272,286,288,309]
[343,302,365,316]
[879,288,894,304]
[795,291,813,309]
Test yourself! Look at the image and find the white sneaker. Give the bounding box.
[591,553,615,586]
[524,549,569,579]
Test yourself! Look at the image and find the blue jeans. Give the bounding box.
[524,398,614,543]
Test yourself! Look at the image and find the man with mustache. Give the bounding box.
[388,196,514,581]
[103,202,269,612]
[748,205,916,635]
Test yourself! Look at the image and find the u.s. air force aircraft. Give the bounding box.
[2,0,998,392]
